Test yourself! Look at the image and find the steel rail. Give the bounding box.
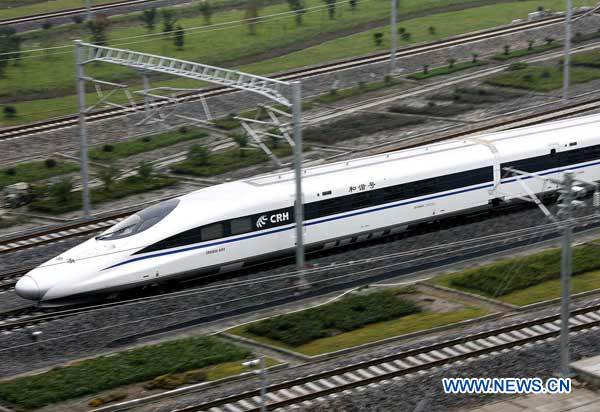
[177,302,600,412]
[0,15,564,140]
[0,0,157,26]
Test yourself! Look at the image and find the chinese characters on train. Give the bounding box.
[349,182,376,193]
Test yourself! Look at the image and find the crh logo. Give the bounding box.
[256,215,268,228]
[256,212,290,229]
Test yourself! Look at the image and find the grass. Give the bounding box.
[490,42,561,61]
[0,216,25,229]
[312,78,403,104]
[0,336,251,410]
[407,60,488,80]
[431,242,600,306]
[230,301,488,355]
[170,144,308,177]
[389,102,473,116]
[29,174,177,214]
[485,66,600,91]
[0,160,79,188]
[570,49,600,68]
[2,0,596,126]
[303,112,424,144]
[430,86,524,103]
[88,127,207,161]
[244,289,421,347]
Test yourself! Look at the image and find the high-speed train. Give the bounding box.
[15,113,600,303]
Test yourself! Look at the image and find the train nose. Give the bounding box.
[15,276,41,300]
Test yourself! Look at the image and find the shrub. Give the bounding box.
[447,58,456,68]
[246,290,420,346]
[232,132,249,156]
[49,178,73,202]
[428,26,435,35]
[527,39,535,50]
[540,70,551,79]
[449,243,600,296]
[397,27,406,35]
[373,32,383,46]
[471,53,479,63]
[179,125,189,133]
[522,73,534,82]
[4,168,15,176]
[187,144,210,165]
[72,14,84,24]
[401,32,411,41]
[384,74,392,84]
[423,64,429,74]
[545,36,555,45]
[137,161,153,179]
[102,144,114,152]
[97,166,120,192]
[142,135,152,142]
[44,159,57,169]
[42,20,52,30]
[503,44,511,55]
[507,62,528,71]
[3,106,16,119]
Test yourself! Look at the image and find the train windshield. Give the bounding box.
[96,199,180,241]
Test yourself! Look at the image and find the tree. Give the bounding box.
[527,39,535,51]
[87,14,110,46]
[349,0,357,10]
[471,53,479,63]
[137,161,153,179]
[324,0,336,20]
[188,144,210,165]
[287,0,305,26]
[0,27,20,74]
[545,36,555,45]
[97,165,119,192]
[49,178,73,203]
[422,64,429,74]
[232,132,249,157]
[161,8,177,34]
[198,1,213,25]
[373,32,383,46]
[140,8,157,32]
[174,25,184,49]
[447,58,456,69]
[503,44,510,55]
[187,144,210,165]
[3,106,16,118]
[245,0,260,35]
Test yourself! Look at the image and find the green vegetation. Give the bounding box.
[485,66,600,91]
[407,60,488,80]
[170,143,307,177]
[29,174,177,214]
[570,49,600,68]
[0,336,250,410]
[389,102,473,117]
[88,128,207,161]
[2,0,596,127]
[304,112,424,144]
[491,42,560,61]
[312,78,403,105]
[0,159,78,188]
[0,215,25,229]
[430,86,523,103]
[230,289,489,355]
[433,243,600,303]
[244,290,421,346]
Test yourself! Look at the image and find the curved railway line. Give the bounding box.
[2,96,600,259]
[1,213,599,335]
[176,302,600,412]
[0,15,568,141]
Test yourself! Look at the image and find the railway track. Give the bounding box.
[2,95,600,259]
[0,15,566,141]
[0,0,158,26]
[1,213,598,335]
[179,302,600,412]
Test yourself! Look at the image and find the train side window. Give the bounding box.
[230,217,252,235]
[201,223,223,241]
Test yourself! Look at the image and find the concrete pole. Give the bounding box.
[559,171,575,377]
[259,355,266,412]
[292,81,307,287]
[85,0,92,21]
[389,0,398,75]
[563,0,573,101]
[75,40,91,217]
[142,71,150,113]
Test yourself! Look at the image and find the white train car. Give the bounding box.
[16,113,600,303]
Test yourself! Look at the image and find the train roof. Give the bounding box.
[245,113,600,189]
